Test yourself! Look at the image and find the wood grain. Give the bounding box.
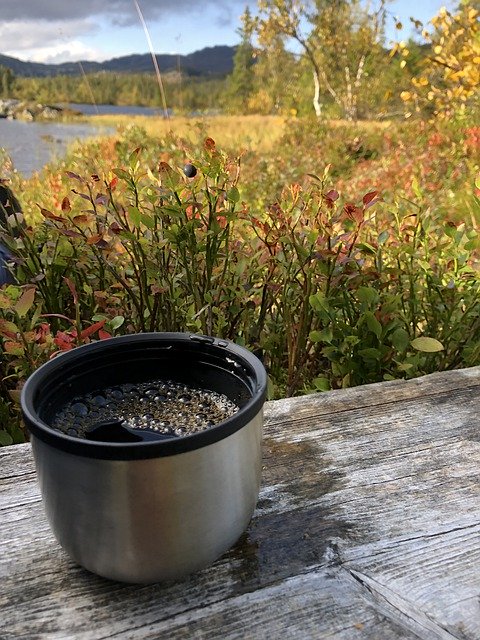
[1,366,479,639]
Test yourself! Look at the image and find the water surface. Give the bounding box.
[0,118,113,177]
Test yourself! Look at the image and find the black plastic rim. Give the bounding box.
[21,333,267,460]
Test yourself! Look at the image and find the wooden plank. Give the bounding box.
[342,524,480,640]
[0,367,479,639]
[264,366,480,425]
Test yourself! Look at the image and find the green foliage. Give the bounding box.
[225,8,257,114]
[10,73,227,113]
[0,65,15,97]
[255,0,391,119]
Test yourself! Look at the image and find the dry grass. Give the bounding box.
[89,114,288,152]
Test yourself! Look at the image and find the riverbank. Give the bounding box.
[0,99,80,121]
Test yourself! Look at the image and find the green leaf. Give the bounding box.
[112,168,131,181]
[309,293,329,313]
[140,213,155,229]
[312,377,330,391]
[411,337,444,352]
[0,430,13,446]
[357,243,377,255]
[110,316,125,331]
[411,175,422,199]
[357,286,379,306]
[378,230,389,245]
[390,327,410,352]
[309,328,333,343]
[358,348,382,361]
[227,187,240,203]
[128,206,141,227]
[11,426,26,444]
[363,311,382,339]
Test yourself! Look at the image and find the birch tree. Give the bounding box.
[256,0,388,120]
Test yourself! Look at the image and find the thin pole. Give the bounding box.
[132,0,170,119]
[78,61,99,114]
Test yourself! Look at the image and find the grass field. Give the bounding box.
[89,114,289,152]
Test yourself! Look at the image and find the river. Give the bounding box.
[0,103,165,178]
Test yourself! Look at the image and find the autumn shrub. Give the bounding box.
[0,129,478,445]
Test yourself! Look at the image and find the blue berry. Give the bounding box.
[183,163,197,178]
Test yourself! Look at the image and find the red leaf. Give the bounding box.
[109,177,118,190]
[63,277,78,305]
[80,319,106,340]
[109,221,123,234]
[362,191,378,206]
[65,171,83,182]
[54,331,75,350]
[61,197,71,212]
[98,329,112,340]
[325,189,339,201]
[95,194,108,206]
[71,190,92,202]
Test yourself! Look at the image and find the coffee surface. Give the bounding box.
[52,380,239,439]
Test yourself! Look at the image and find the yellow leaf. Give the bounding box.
[400,60,406,68]
[400,91,412,101]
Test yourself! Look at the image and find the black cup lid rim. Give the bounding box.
[21,333,267,460]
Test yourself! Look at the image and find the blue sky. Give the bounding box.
[1,1,457,64]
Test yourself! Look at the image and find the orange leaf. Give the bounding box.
[4,340,24,355]
[204,137,216,151]
[87,234,102,244]
[0,319,19,339]
[72,214,90,224]
[14,287,36,317]
[80,320,106,340]
[39,207,66,223]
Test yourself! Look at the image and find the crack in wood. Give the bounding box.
[345,568,462,640]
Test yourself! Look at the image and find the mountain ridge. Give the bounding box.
[0,45,236,78]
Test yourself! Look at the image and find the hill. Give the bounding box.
[0,45,235,78]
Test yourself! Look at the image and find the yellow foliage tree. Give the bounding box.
[399,3,480,120]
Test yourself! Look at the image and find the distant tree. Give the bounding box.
[0,66,15,97]
[225,7,256,113]
[248,34,301,114]
[255,0,389,120]
[398,3,480,121]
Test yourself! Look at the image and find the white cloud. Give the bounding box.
[0,18,96,51]
[6,41,107,64]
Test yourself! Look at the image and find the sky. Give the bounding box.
[0,0,458,65]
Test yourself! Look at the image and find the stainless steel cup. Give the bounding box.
[21,333,267,583]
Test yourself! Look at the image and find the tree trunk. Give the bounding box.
[312,67,322,117]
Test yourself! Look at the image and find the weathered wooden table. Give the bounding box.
[1,367,479,639]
